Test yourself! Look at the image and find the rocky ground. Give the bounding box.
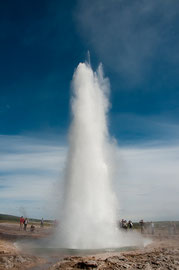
[50,236,179,270]
[0,222,178,269]
[0,222,48,269]
[0,237,45,270]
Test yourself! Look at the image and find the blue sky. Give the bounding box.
[0,0,179,220]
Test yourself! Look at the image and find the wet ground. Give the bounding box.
[0,222,178,269]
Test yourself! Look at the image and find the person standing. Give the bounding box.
[20,216,24,230]
[40,218,44,228]
[139,219,145,233]
[24,218,28,231]
[128,220,133,229]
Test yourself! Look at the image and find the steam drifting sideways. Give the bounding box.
[56,62,144,249]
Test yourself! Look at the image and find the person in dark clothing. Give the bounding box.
[24,218,28,231]
[128,220,133,229]
[40,218,44,228]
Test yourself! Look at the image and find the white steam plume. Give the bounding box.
[57,62,119,248]
[56,62,144,249]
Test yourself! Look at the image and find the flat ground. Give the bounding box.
[0,222,178,270]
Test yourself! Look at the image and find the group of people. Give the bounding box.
[139,220,155,234]
[119,219,133,230]
[139,220,177,235]
[119,219,155,234]
[19,216,28,231]
[19,216,44,232]
[19,216,177,236]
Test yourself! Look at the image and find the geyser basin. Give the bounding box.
[28,247,138,256]
[15,239,139,256]
[15,233,151,257]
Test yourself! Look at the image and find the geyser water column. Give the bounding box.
[58,62,121,249]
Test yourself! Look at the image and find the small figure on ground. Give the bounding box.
[120,219,124,228]
[20,216,24,230]
[128,220,133,229]
[123,220,128,230]
[151,221,155,235]
[24,218,28,231]
[139,219,145,234]
[30,225,35,232]
[40,218,44,228]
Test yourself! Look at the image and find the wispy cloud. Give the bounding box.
[0,134,179,221]
[117,144,179,221]
[0,135,66,219]
[76,0,179,83]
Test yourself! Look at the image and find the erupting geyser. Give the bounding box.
[16,62,147,253]
[57,61,121,249]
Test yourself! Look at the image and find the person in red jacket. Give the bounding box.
[20,216,24,230]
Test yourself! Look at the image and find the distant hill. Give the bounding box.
[0,214,19,222]
[0,214,52,223]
